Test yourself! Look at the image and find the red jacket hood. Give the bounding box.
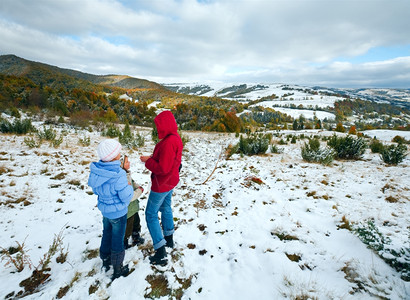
[155,110,178,139]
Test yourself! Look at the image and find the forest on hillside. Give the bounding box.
[0,53,409,134]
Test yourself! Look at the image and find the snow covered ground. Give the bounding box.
[362,130,410,142]
[0,126,409,299]
[252,106,336,121]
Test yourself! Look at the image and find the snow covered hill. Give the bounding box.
[0,125,409,299]
[164,83,410,109]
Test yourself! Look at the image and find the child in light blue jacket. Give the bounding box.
[88,139,133,280]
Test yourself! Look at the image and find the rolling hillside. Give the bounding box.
[0,55,163,91]
[164,83,410,110]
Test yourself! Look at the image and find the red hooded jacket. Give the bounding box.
[145,111,183,193]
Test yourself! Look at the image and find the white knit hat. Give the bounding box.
[97,139,122,162]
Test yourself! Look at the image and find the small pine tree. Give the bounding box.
[392,135,406,144]
[237,133,270,155]
[119,122,145,149]
[151,126,159,143]
[381,144,407,165]
[292,119,299,131]
[369,138,384,153]
[301,138,335,165]
[104,124,121,138]
[335,122,345,133]
[327,134,366,160]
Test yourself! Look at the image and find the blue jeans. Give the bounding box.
[145,189,175,250]
[100,214,127,260]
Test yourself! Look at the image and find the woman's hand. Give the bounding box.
[140,155,151,163]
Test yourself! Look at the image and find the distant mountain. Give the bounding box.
[163,83,410,109]
[0,55,163,91]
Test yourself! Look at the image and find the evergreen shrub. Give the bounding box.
[151,126,159,143]
[301,138,335,165]
[0,118,35,134]
[369,138,384,153]
[24,137,41,148]
[103,124,121,138]
[119,122,145,149]
[353,220,410,281]
[37,127,57,141]
[380,143,407,165]
[37,126,63,148]
[392,135,407,144]
[327,134,366,160]
[78,136,91,147]
[237,133,270,155]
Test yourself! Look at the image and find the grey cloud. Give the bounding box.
[0,0,409,87]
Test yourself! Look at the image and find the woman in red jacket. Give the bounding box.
[140,111,183,265]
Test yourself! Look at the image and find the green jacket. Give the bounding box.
[126,173,143,218]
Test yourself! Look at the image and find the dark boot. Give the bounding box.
[111,251,128,280]
[149,245,167,266]
[132,233,145,246]
[124,238,131,250]
[101,257,111,272]
[112,264,129,280]
[164,234,174,248]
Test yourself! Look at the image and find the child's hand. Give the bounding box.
[123,160,130,171]
[122,155,130,171]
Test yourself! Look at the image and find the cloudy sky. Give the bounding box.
[1,0,409,88]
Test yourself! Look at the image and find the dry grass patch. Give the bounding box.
[385,196,398,203]
[306,191,317,198]
[88,280,100,295]
[0,196,31,207]
[0,165,10,175]
[197,224,206,232]
[286,253,302,262]
[145,274,171,298]
[67,179,81,187]
[51,172,67,180]
[271,231,299,241]
[56,272,81,299]
[337,215,352,231]
[83,249,99,260]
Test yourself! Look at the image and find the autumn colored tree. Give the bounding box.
[222,111,241,133]
[348,125,357,135]
[104,108,118,123]
[335,122,345,133]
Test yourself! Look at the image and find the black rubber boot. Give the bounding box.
[101,257,111,272]
[132,233,145,246]
[112,264,129,280]
[164,234,174,248]
[149,245,167,266]
[124,238,131,250]
[111,250,129,280]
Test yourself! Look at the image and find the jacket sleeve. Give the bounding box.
[115,174,134,205]
[145,139,177,175]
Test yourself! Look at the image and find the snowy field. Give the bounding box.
[167,83,343,106]
[0,126,409,299]
[249,105,336,121]
[362,130,410,141]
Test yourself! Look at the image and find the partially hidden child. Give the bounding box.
[121,154,145,249]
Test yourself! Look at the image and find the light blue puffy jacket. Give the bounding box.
[88,160,133,219]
